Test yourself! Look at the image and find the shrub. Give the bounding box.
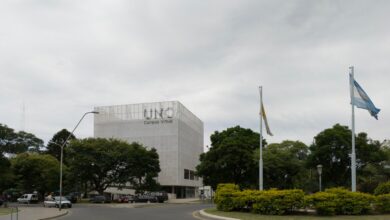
[214,184,304,215]
[214,184,240,211]
[374,181,390,196]
[305,192,337,215]
[375,194,390,213]
[305,188,374,215]
[251,189,305,215]
[325,188,374,215]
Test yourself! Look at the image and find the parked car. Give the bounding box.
[17,194,39,204]
[118,195,135,203]
[89,195,111,203]
[134,194,158,203]
[44,196,72,208]
[150,192,168,203]
[65,192,79,203]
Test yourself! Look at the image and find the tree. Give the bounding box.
[0,154,14,192]
[11,153,60,197]
[260,140,309,190]
[45,129,75,161]
[0,123,44,154]
[307,124,388,191]
[66,138,160,194]
[196,126,265,189]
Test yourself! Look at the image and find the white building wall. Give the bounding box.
[93,101,203,188]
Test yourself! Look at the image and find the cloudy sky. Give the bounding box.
[1,0,389,149]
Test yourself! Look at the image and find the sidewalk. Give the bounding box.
[0,207,68,220]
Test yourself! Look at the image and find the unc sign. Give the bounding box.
[143,108,174,120]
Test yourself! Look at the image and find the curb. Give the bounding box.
[199,209,240,220]
[38,210,69,220]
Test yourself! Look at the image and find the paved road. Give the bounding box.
[58,203,214,220]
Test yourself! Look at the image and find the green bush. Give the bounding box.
[305,188,374,215]
[305,192,337,215]
[374,181,390,196]
[375,194,390,213]
[214,184,304,215]
[251,189,305,215]
[214,184,240,211]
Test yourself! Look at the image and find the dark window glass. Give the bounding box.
[184,169,190,179]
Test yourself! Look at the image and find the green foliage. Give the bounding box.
[305,192,337,215]
[214,184,304,215]
[305,188,374,215]
[375,194,390,213]
[307,124,388,191]
[66,138,160,194]
[11,153,60,196]
[0,154,14,192]
[374,181,390,195]
[0,123,44,154]
[251,189,305,215]
[214,184,240,211]
[261,140,309,190]
[45,129,75,161]
[197,126,263,189]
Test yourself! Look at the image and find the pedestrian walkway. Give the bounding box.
[0,207,67,220]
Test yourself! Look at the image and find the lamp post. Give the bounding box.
[58,111,98,211]
[317,164,323,192]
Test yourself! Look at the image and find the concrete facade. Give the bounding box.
[94,101,203,198]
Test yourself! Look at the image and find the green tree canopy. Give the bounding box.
[66,138,160,194]
[45,129,75,161]
[11,153,60,196]
[260,140,309,189]
[0,123,44,154]
[0,154,14,192]
[196,126,265,189]
[307,124,388,191]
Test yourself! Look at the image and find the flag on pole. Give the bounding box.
[260,101,273,136]
[350,74,380,119]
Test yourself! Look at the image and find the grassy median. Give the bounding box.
[0,208,13,216]
[205,208,390,220]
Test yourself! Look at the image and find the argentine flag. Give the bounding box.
[350,74,380,119]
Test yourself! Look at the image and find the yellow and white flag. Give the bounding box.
[260,101,273,136]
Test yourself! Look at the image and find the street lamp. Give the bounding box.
[317,164,323,192]
[59,111,98,211]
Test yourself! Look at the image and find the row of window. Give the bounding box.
[184,169,199,180]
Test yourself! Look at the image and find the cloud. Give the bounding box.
[1,0,389,148]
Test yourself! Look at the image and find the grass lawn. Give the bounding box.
[0,208,13,216]
[205,208,390,220]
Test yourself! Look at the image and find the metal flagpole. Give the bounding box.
[259,86,263,190]
[350,66,356,192]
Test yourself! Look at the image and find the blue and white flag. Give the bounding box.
[350,74,380,119]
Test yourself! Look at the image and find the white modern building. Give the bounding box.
[94,101,203,198]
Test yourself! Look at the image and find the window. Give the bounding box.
[184,169,190,179]
[189,171,194,180]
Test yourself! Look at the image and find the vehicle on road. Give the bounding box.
[43,196,72,208]
[65,192,79,203]
[89,195,111,203]
[17,194,39,204]
[118,195,135,203]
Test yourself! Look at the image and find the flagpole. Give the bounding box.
[350,66,356,192]
[259,86,263,190]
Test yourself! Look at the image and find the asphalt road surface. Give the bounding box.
[58,203,214,220]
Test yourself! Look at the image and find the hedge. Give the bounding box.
[375,194,390,213]
[214,184,390,216]
[305,188,374,215]
[214,184,304,215]
[374,181,390,196]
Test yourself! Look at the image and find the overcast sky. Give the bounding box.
[1,0,389,149]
